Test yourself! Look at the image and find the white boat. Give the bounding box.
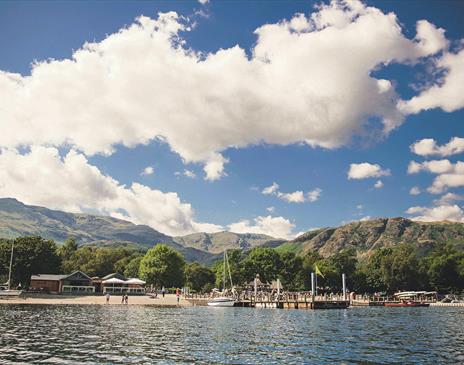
[208,250,236,307]
[0,289,22,297]
[0,241,22,297]
[207,297,236,307]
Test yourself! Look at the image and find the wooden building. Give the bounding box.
[30,271,95,294]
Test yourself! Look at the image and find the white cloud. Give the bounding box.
[398,48,464,114]
[228,215,296,239]
[0,2,454,180]
[406,204,464,222]
[408,159,464,193]
[277,191,306,203]
[266,206,275,213]
[410,186,421,195]
[198,0,209,4]
[141,166,154,176]
[203,153,228,181]
[307,188,322,202]
[262,182,321,203]
[410,137,464,157]
[348,162,390,179]
[176,169,196,179]
[360,215,371,222]
[433,192,464,206]
[0,146,221,236]
[262,182,279,195]
[407,159,454,175]
[184,169,196,179]
[374,180,384,189]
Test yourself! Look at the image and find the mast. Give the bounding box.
[223,250,226,292]
[8,241,14,290]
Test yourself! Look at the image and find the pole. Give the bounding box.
[254,275,258,302]
[8,241,14,290]
[315,273,318,296]
[311,272,315,305]
[342,273,346,301]
[223,251,226,292]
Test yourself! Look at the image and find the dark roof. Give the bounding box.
[64,271,92,281]
[102,272,126,281]
[31,274,67,281]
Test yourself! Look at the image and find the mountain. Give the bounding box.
[276,217,464,257]
[173,231,285,254]
[0,198,279,264]
[0,198,219,263]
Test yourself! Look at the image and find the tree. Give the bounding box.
[139,244,185,288]
[278,252,304,290]
[184,262,215,292]
[425,243,464,292]
[59,237,78,273]
[0,236,61,287]
[243,247,282,283]
[123,256,143,278]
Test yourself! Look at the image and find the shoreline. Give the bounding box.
[0,293,191,306]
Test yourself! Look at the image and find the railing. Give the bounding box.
[62,285,95,294]
[103,287,145,294]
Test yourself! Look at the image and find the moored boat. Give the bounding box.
[385,301,429,307]
[207,297,236,307]
[207,250,236,307]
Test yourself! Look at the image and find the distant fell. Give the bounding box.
[277,217,464,257]
[173,231,285,254]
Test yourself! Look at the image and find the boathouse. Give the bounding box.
[30,271,95,294]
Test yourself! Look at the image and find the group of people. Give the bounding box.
[105,292,128,304]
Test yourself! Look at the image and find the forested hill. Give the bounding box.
[173,232,285,254]
[277,217,464,257]
[0,198,279,264]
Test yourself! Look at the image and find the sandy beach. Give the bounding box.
[0,293,192,306]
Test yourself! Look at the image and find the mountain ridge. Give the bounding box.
[278,217,464,257]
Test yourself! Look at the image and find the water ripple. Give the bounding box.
[0,305,463,364]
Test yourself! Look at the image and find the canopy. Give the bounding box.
[125,278,146,285]
[102,278,125,284]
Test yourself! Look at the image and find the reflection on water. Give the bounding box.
[1,305,463,364]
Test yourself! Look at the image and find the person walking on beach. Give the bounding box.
[125,294,128,304]
[176,288,180,304]
[106,293,110,304]
[162,287,165,298]
[121,294,125,304]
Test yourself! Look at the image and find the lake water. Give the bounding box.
[1,305,463,364]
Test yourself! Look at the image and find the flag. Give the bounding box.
[315,264,325,278]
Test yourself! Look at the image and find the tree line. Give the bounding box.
[0,236,463,294]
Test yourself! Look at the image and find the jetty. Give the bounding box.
[187,272,350,310]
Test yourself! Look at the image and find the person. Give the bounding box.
[121,294,125,304]
[125,294,128,304]
[106,293,110,304]
[162,287,165,298]
[176,288,180,304]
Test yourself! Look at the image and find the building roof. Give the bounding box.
[31,274,67,281]
[102,272,126,281]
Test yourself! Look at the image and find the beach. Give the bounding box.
[0,293,191,306]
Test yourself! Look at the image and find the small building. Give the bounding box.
[30,271,95,294]
[101,273,146,294]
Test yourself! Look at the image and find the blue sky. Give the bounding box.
[0,0,463,238]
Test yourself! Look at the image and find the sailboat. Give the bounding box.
[207,250,236,307]
[0,241,22,297]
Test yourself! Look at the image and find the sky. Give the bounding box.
[0,0,463,239]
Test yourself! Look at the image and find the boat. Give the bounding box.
[385,301,429,307]
[0,241,22,297]
[208,250,236,307]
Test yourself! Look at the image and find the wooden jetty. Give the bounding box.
[186,293,349,310]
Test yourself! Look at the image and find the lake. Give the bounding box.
[1,305,463,364]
